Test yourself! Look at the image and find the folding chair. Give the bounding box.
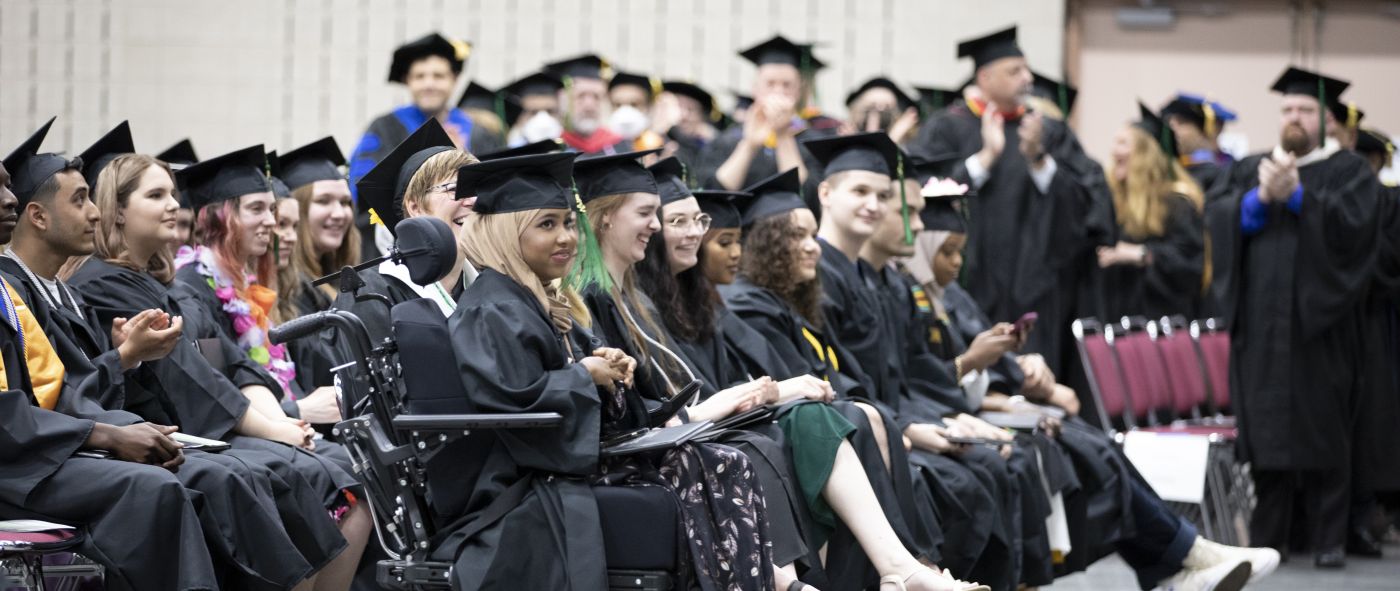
[1072,318,1135,432]
[1191,319,1232,416]
[0,525,101,591]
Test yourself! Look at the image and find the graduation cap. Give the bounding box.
[503,72,565,99]
[458,82,525,127]
[478,139,564,162]
[265,150,292,199]
[1270,66,1351,136]
[920,195,967,233]
[1355,128,1395,160]
[277,136,346,192]
[1135,101,1178,161]
[909,152,968,189]
[1030,71,1077,115]
[732,91,754,112]
[845,77,915,112]
[76,120,135,188]
[957,26,1023,70]
[609,71,660,99]
[544,54,611,81]
[646,157,692,206]
[664,81,721,123]
[1330,102,1365,131]
[694,190,751,230]
[1160,93,1238,137]
[456,152,578,215]
[355,119,456,236]
[156,139,199,167]
[573,149,662,203]
[739,168,805,228]
[3,117,78,206]
[175,145,272,211]
[802,132,901,178]
[739,35,826,71]
[388,32,469,84]
[914,86,957,118]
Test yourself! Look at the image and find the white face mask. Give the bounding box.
[521,111,564,143]
[607,105,650,140]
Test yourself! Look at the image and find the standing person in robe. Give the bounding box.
[502,71,566,147]
[908,26,1095,378]
[694,35,840,204]
[843,77,921,147]
[454,81,513,155]
[660,81,723,170]
[347,32,479,258]
[607,70,666,152]
[1327,100,1365,151]
[636,158,982,591]
[1097,103,1206,321]
[1161,93,1239,194]
[544,55,629,155]
[1215,66,1382,569]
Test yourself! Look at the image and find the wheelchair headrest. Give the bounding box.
[394,216,458,286]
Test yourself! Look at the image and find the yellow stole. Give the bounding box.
[800,327,840,381]
[0,283,66,409]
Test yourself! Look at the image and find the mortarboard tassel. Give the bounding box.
[493,92,507,127]
[1057,84,1069,116]
[1318,78,1327,144]
[566,181,613,293]
[1203,101,1218,138]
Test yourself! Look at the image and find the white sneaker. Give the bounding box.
[1153,560,1251,591]
[1195,538,1281,583]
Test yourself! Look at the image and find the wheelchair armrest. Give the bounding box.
[391,413,563,431]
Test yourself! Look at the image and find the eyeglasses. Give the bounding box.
[427,181,457,196]
[666,213,712,232]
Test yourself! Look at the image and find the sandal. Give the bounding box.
[879,567,991,591]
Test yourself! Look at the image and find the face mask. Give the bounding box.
[521,111,564,143]
[607,105,650,140]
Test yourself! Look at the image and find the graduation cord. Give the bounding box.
[0,276,23,358]
[2,250,79,316]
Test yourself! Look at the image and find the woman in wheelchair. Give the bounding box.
[65,149,372,591]
[447,151,776,590]
[597,159,984,591]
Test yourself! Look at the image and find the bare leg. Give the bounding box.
[823,441,978,591]
[312,503,372,591]
[853,402,892,470]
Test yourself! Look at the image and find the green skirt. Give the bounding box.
[777,401,857,549]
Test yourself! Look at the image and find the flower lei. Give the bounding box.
[176,245,297,397]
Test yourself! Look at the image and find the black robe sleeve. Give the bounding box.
[1142,194,1206,315]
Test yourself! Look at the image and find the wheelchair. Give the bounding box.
[271,240,684,590]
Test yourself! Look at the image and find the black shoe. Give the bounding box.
[1315,547,1347,569]
[1346,527,1384,557]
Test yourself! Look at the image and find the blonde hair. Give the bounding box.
[460,209,583,332]
[1110,126,1203,240]
[77,154,178,284]
[293,182,362,300]
[400,149,478,220]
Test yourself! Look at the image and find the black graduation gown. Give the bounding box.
[1100,193,1205,321]
[910,100,1094,377]
[440,269,610,590]
[0,287,220,591]
[287,277,339,397]
[66,258,354,569]
[0,263,321,588]
[817,241,908,418]
[1356,184,1400,492]
[1218,150,1380,471]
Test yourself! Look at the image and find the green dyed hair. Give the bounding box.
[566,182,613,293]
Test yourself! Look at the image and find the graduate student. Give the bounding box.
[450,150,775,590]
[64,146,371,590]
[502,71,566,147]
[156,138,199,251]
[1097,103,1206,321]
[1198,66,1381,569]
[635,160,987,591]
[454,81,514,155]
[908,26,1099,377]
[1161,93,1239,193]
[659,81,723,169]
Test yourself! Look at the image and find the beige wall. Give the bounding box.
[1073,0,1400,168]
[0,0,1064,159]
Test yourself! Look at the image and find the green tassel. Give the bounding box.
[898,152,912,245]
[566,182,613,293]
[493,92,507,126]
[1159,125,1177,181]
[1057,84,1069,115]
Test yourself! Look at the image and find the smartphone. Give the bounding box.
[1011,312,1039,336]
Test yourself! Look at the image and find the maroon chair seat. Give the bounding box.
[1073,318,1135,431]
[1154,325,1209,418]
[1114,326,1175,426]
[1193,321,1232,413]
